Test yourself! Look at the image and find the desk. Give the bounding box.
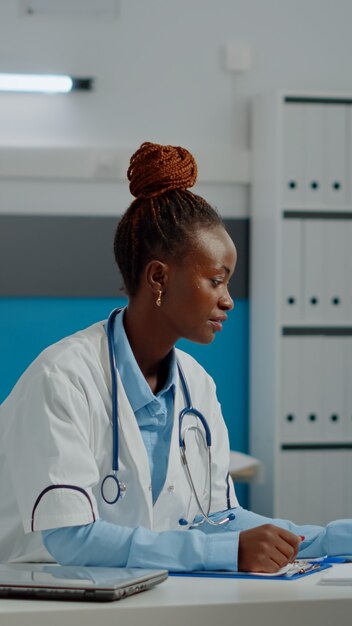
[0,570,351,626]
[229,450,262,482]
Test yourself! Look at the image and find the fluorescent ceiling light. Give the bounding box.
[20,0,119,19]
[0,74,93,94]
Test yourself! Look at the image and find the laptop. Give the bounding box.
[0,564,168,602]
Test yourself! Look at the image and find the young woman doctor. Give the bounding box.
[1,142,351,572]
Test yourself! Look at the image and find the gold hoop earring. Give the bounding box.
[156,290,162,307]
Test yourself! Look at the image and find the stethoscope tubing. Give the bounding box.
[107,308,120,473]
[102,308,234,527]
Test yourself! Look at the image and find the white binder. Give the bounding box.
[347,338,352,441]
[277,451,304,521]
[324,105,347,205]
[320,337,347,442]
[278,450,326,525]
[347,221,352,320]
[280,337,302,443]
[279,449,352,526]
[302,220,325,322]
[282,104,305,205]
[323,220,347,322]
[281,219,302,322]
[303,105,325,206]
[300,337,322,443]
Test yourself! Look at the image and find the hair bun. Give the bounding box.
[128,141,198,199]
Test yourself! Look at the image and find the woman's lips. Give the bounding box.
[209,318,226,331]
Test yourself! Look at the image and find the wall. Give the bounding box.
[2,0,352,217]
[0,214,249,508]
[1,0,352,508]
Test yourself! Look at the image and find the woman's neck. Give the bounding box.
[122,299,176,391]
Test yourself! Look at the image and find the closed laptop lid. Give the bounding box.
[0,564,168,601]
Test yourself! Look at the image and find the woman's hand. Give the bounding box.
[238,524,302,573]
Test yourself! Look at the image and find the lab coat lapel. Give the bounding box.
[152,368,192,527]
[116,369,151,480]
[114,369,153,519]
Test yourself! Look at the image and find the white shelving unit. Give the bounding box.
[250,92,352,525]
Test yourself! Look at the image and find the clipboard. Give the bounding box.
[170,561,332,580]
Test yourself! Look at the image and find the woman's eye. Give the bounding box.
[211,279,222,287]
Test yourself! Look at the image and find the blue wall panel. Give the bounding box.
[0,297,249,506]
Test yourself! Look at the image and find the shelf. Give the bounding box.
[283,209,352,219]
[250,92,352,524]
[281,442,352,451]
[228,450,262,483]
[281,326,352,336]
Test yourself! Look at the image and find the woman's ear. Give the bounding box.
[145,260,169,297]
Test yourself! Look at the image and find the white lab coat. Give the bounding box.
[0,321,238,563]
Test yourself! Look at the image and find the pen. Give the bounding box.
[298,563,321,575]
[285,561,321,577]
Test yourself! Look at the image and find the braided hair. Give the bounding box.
[114,142,223,296]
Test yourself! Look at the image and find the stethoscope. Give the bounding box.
[101,308,235,527]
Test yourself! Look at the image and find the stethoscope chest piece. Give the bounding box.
[101,473,126,505]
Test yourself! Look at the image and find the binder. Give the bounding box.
[303,105,325,206]
[302,219,325,322]
[280,338,302,442]
[277,450,304,522]
[324,105,347,205]
[282,104,305,205]
[301,449,326,523]
[322,450,350,518]
[320,337,347,442]
[346,338,352,441]
[301,218,349,322]
[300,337,322,442]
[344,445,352,517]
[280,450,347,526]
[347,221,352,320]
[281,219,302,323]
[323,220,347,322]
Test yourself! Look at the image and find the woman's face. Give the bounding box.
[161,225,237,344]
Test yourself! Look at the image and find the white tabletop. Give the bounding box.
[1,569,352,626]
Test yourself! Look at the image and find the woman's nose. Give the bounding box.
[219,289,234,311]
